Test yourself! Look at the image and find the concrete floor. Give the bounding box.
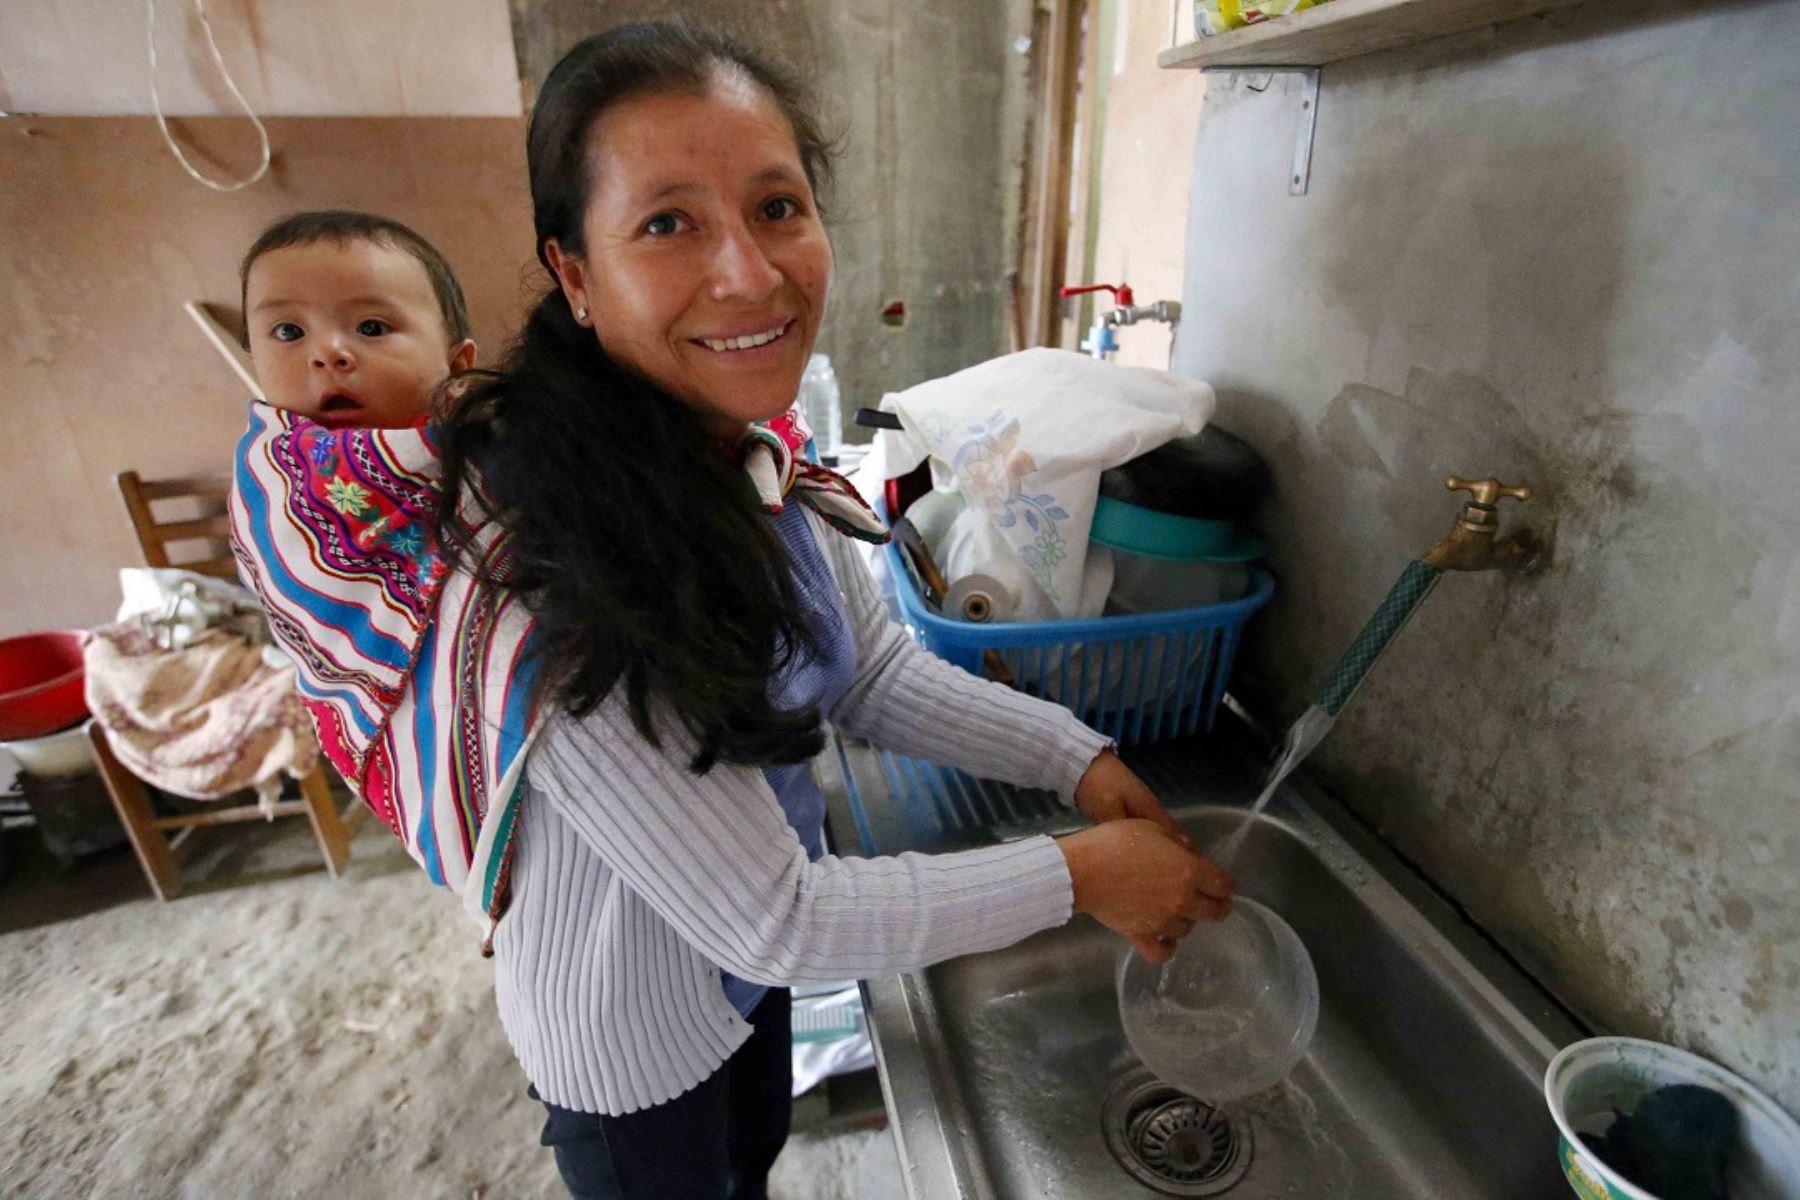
[0,801,904,1199]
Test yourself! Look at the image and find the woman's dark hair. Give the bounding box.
[434,22,837,773]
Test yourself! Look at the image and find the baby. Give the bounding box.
[230,211,527,929]
[239,210,476,427]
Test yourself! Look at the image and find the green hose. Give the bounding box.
[1313,560,1442,717]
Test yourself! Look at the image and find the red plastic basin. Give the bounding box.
[0,630,90,741]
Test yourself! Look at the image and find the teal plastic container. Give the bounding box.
[1089,494,1268,562]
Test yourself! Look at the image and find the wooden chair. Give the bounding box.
[88,471,356,900]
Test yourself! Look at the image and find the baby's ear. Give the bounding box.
[448,338,477,375]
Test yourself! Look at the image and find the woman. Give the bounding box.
[435,22,1232,1200]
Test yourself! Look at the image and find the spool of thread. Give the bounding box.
[945,574,1013,623]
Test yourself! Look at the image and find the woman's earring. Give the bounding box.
[576,305,588,324]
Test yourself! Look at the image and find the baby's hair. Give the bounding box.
[238,210,472,346]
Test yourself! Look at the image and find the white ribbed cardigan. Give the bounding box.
[492,511,1109,1114]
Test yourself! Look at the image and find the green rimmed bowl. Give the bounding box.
[1545,1036,1800,1200]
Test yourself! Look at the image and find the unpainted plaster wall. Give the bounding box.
[1173,0,1799,1108]
[0,0,522,117]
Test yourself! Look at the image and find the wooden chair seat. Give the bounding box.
[89,471,357,900]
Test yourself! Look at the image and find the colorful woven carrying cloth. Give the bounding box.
[229,400,886,949]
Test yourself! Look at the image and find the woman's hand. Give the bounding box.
[1057,819,1233,965]
[1074,748,1185,842]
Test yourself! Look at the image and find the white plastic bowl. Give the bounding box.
[1545,1036,1800,1200]
[1,719,96,780]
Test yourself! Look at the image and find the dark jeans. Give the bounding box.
[534,988,793,1200]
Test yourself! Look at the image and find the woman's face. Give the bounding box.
[547,72,832,440]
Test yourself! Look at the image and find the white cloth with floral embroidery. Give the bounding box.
[874,348,1214,620]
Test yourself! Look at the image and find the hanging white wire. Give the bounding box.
[146,0,271,192]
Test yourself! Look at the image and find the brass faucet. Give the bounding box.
[1297,473,1542,719]
[1420,475,1541,572]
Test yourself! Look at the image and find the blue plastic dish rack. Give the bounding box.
[885,541,1273,744]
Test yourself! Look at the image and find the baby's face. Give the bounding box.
[245,239,470,428]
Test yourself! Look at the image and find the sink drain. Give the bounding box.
[1102,1067,1252,1196]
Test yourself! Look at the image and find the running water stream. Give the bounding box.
[1212,703,1335,867]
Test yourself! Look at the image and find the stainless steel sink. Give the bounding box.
[822,733,1585,1199]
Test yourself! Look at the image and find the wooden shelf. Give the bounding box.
[1157,0,1588,70]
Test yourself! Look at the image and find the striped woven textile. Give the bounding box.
[229,401,886,949]
[230,402,539,943]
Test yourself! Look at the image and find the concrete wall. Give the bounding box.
[1173,0,1800,1109]
[510,0,1034,432]
[0,117,536,637]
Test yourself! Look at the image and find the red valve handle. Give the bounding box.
[1058,282,1135,306]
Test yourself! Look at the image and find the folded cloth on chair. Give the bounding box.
[82,621,319,808]
[229,400,885,949]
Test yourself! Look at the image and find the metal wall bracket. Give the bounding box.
[1203,66,1321,196]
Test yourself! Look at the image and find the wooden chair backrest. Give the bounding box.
[115,471,238,581]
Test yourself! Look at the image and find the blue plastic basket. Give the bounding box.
[886,541,1273,744]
